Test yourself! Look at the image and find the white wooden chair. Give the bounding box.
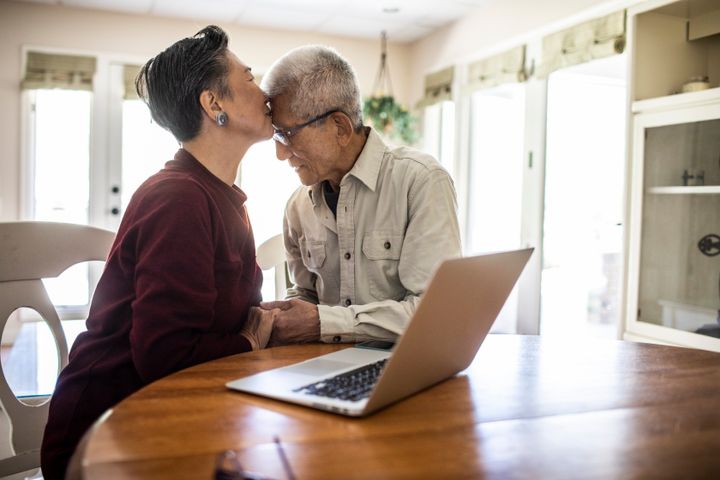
[256,234,289,300]
[0,222,115,478]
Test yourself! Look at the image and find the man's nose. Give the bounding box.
[275,140,291,161]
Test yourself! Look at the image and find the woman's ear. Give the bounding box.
[199,90,221,120]
[333,112,354,147]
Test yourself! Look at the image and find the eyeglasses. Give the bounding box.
[272,109,341,146]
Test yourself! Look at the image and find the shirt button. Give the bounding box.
[333,335,341,343]
[344,252,351,260]
[384,241,391,249]
[344,298,352,306]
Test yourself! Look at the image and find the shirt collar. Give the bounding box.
[305,127,387,205]
[347,127,386,192]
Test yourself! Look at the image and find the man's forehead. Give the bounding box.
[270,95,298,123]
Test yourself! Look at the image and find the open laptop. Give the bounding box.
[226,248,533,417]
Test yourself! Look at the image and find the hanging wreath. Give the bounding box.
[364,31,418,145]
[363,95,417,145]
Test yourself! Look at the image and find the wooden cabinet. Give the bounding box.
[624,0,720,351]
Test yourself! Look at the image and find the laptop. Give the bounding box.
[226,248,533,417]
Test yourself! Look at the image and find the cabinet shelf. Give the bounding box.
[632,87,720,113]
[647,186,720,194]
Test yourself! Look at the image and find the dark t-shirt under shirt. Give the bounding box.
[323,180,340,217]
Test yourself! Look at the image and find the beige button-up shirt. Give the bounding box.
[283,128,462,343]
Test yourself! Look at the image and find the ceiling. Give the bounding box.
[14,0,494,43]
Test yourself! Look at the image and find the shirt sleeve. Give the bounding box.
[127,182,252,383]
[320,169,462,342]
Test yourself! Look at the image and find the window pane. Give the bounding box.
[422,101,456,179]
[422,103,441,158]
[439,101,456,179]
[32,89,92,307]
[241,140,300,300]
[33,89,91,224]
[541,55,626,340]
[467,86,525,253]
[467,84,525,333]
[121,99,178,211]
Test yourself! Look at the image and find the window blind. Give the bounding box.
[416,66,454,108]
[536,10,626,78]
[464,45,527,94]
[123,64,142,100]
[22,51,96,91]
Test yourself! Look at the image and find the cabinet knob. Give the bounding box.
[698,234,720,257]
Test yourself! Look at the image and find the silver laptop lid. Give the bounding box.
[363,248,533,414]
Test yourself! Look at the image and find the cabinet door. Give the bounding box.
[626,102,720,351]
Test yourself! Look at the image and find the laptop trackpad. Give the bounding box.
[283,359,355,376]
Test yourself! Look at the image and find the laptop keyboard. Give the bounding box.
[293,358,388,402]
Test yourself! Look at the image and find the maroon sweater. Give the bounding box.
[41,149,262,479]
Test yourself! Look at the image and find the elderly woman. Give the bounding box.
[41,25,273,479]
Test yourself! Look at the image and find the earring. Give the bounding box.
[216,111,228,127]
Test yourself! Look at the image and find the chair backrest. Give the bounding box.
[256,234,289,300]
[0,221,115,476]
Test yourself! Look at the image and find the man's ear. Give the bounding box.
[199,90,222,120]
[332,112,354,147]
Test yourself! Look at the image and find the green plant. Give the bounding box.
[363,95,418,145]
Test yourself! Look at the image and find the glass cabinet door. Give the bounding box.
[636,115,720,340]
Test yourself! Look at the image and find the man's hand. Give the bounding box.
[260,299,320,346]
[240,307,275,350]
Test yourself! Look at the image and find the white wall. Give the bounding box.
[0,0,412,221]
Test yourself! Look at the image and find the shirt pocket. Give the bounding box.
[361,231,404,300]
[299,237,326,271]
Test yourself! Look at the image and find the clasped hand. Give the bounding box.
[256,298,321,346]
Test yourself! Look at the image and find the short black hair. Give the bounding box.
[136,25,232,142]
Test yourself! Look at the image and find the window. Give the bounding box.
[120,99,178,212]
[240,140,300,301]
[422,101,456,179]
[466,84,525,254]
[540,55,626,339]
[465,83,526,332]
[27,89,94,309]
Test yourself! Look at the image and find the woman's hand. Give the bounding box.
[241,307,275,350]
[259,299,321,346]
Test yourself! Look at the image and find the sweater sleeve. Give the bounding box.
[127,181,252,383]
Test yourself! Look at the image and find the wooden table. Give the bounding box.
[82,335,720,479]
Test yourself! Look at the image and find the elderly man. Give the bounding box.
[260,45,461,345]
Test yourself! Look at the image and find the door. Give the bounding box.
[466,83,526,332]
[540,55,627,339]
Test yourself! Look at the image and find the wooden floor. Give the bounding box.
[1,319,85,397]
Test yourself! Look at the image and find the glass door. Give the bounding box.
[466,83,525,332]
[422,100,456,180]
[540,55,626,339]
[8,88,95,396]
[626,103,720,351]
[240,140,300,301]
[119,99,178,213]
[26,88,94,313]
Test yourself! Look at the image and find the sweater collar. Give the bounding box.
[171,148,248,204]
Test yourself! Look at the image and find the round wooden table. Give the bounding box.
[82,335,720,479]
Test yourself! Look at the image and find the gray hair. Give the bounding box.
[262,45,363,130]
